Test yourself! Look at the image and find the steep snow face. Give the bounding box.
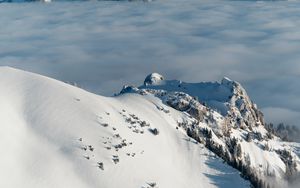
[0,67,249,188]
[120,73,300,188]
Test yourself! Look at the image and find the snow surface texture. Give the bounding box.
[0,67,251,188]
[0,1,300,126]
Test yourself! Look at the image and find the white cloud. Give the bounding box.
[262,107,299,125]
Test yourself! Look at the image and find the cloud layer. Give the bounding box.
[0,0,300,125]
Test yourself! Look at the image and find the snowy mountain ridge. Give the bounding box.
[0,67,299,188]
[120,73,300,188]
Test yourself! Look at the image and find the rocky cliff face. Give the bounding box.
[222,77,265,129]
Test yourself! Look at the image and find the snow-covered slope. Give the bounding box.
[0,67,250,188]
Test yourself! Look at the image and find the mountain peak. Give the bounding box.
[221,76,233,85]
[144,73,164,86]
[221,76,241,89]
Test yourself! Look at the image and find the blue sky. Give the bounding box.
[0,0,300,125]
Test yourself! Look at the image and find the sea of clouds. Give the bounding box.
[0,0,300,126]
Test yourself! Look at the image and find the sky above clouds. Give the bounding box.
[0,0,300,125]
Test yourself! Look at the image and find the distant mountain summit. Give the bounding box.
[144,73,164,86]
